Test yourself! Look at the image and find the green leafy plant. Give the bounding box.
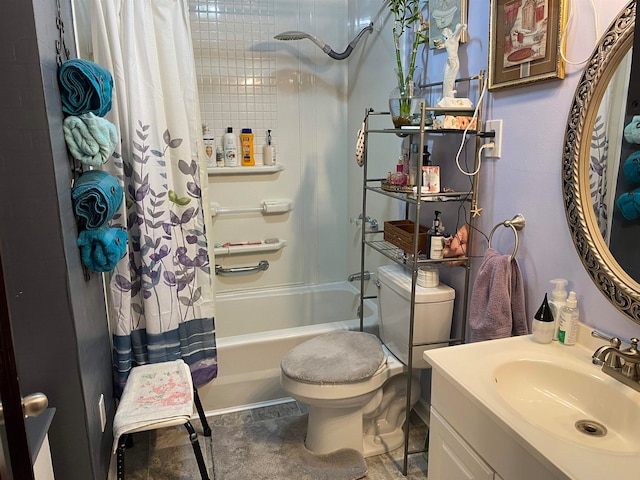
[387,0,429,125]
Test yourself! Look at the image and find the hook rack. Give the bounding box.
[488,214,525,257]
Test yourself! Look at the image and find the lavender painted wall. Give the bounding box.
[349,0,640,343]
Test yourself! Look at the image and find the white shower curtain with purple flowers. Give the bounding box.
[91,0,217,392]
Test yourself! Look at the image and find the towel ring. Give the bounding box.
[488,214,526,257]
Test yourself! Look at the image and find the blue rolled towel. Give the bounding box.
[58,59,113,117]
[64,113,118,166]
[71,170,123,230]
[616,188,640,220]
[77,227,128,272]
[623,151,640,185]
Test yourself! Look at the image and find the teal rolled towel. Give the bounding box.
[58,59,113,117]
[64,113,118,166]
[77,227,128,272]
[72,170,123,230]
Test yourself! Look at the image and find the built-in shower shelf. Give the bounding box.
[208,164,284,175]
[213,239,287,256]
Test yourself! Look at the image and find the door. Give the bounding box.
[0,252,36,480]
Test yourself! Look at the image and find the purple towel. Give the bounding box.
[469,248,529,342]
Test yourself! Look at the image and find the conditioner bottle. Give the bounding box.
[558,291,579,346]
[222,127,237,167]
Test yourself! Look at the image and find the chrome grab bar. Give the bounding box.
[215,260,269,276]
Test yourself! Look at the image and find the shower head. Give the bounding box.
[274,22,374,60]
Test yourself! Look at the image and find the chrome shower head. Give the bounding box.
[274,23,373,60]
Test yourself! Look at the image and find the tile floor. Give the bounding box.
[119,401,429,479]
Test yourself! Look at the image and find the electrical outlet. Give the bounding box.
[98,394,106,432]
[485,119,503,158]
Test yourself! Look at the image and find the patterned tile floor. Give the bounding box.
[118,401,429,479]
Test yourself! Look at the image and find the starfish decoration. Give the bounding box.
[471,206,483,218]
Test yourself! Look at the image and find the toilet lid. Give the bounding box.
[281,331,385,384]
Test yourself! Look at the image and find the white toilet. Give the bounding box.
[280,264,455,457]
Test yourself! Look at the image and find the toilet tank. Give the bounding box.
[377,264,455,369]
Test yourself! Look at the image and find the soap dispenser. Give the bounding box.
[429,211,444,259]
[548,278,568,341]
[532,293,554,344]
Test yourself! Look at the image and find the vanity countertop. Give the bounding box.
[424,324,640,480]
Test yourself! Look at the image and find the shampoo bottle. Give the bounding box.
[240,128,255,166]
[532,293,554,344]
[202,124,215,167]
[262,130,276,166]
[549,278,568,341]
[222,127,237,167]
[558,291,579,346]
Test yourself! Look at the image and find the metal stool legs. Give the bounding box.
[194,387,211,437]
[185,421,211,480]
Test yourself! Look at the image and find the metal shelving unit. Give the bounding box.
[358,72,486,476]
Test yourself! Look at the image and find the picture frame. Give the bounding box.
[488,0,568,91]
[429,0,468,50]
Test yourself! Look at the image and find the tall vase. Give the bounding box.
[389,79,419,128]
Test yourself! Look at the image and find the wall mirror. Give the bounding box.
[563,1,640,323]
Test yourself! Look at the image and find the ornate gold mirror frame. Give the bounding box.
[563,1,639,323]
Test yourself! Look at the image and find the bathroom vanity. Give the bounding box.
[424,324,640,480]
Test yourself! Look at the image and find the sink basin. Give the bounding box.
[493,360,640,453]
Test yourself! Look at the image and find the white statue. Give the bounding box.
[437,23,473,108]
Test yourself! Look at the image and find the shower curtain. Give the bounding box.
[91,0,217,391]
[589,50,632,245]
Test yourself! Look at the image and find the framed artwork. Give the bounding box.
[429,0,468,49]
[488,0,568,91]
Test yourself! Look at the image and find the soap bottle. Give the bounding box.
[532,293,554,344]
[240,128,255,166]
[222,127,237,167]
[202,124,215,167]
[549,279,568,341]
[262,130,276,165]
[429,211,444,259]
[558,291,579,345]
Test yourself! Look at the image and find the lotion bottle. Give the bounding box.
[222,127,237,167]
[549,278,568,341]
[558,291,579,346]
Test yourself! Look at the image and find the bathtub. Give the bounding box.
[198,281,378,413]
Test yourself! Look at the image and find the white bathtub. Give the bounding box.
[198,281,378,413]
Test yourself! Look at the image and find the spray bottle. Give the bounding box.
[548,279,568,341]
[558,291,579,345]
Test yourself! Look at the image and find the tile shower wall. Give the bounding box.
[190,0,278,162]
[190,0,350,292]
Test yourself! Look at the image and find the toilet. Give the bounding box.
[280,264,455,457]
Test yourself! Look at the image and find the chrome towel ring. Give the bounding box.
[488,214,526,257]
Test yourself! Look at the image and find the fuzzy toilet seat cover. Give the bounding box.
[281,331,385,384]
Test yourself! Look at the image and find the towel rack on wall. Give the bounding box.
[210,199,292,217]
[488,214,526,257]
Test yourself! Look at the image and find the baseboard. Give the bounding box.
[413,398,431,427]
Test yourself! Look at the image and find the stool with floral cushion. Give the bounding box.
[112,359,211,480]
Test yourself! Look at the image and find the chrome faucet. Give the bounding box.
[592,331,640,391]
[348,271,371,282]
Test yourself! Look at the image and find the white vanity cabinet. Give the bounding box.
[427,367,566,480]
[428,408,499,480]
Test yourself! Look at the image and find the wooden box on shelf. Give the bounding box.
[383,220,429,254]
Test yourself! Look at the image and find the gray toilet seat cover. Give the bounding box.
[281,331,385,384]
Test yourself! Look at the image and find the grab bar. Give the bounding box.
[215,260,269,276]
